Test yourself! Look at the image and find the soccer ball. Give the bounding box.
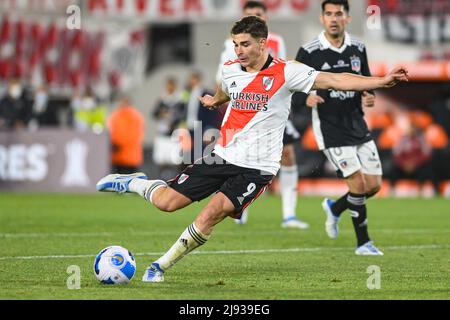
[93,246,136,284]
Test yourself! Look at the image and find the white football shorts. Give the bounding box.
[323,140,383,178]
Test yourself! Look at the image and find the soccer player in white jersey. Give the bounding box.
[217,0,308,229]
[97,16,408,283]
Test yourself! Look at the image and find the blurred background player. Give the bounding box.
[216,0,309,229]
[152,77,184,139]
[293,0,383,255]
[108,96,145,174]
[152,77,185,180]
[184,71,222,163]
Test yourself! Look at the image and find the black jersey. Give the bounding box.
[292,32,373,150]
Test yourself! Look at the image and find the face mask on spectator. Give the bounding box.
[9,84,23,99]
[81,97,96,110]
[71,97,81,111]
[34,92,48,113]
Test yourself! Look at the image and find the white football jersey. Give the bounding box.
[216,32,287,83]
[214,58,318,175]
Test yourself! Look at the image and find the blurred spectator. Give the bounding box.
[152,77,184,137]
[72,88,106,133]
[0,82,6,98]
[0,79,32,130]
[425,122,450,187]
[391,123,438,194]
[184,71,221,157]
[430,87,450,136]
[108,96,145,174]
[152,77,185,179]
[28,85,58,130]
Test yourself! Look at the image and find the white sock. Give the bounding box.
[129,179,167,202]
[155,223,210,271]
[280,165,299,220]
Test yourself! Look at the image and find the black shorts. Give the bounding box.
[168,154,274,214]
[283,119,301,145]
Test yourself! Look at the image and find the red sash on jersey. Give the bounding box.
[218,60,286,147]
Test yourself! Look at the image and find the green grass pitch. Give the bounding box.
[0,193,449,300]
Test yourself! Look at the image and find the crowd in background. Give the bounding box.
[0,78,107,132]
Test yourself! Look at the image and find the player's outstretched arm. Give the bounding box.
[198,86,230,110]
[313,66,409,91]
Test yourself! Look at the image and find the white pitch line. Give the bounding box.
[0,232,116,238]
[1,229,449,239]
[0,244,449,261]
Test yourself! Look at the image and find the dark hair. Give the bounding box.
[243,1,267,12]
[231,16,268,40]
[321,0,350,13]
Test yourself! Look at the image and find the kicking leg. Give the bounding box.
[96,172,192,212]
[143,192,236,282]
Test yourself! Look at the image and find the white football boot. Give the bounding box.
[322,198,340,239]
[96,172,147,194]
[142,263,165,283]
[355,241,384,256]
[281,217,310,229]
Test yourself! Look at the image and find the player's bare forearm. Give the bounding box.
[314,72,383,91]
[313,66,409,92]
[199,88,230,110]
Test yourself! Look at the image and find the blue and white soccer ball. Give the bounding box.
[94,246,136,284]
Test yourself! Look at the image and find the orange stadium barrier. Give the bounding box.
[370,61,450,81]
[270,179,450,198]
[425,124,449,149]
[409,110,433,130]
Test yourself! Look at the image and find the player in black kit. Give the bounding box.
[293,0,384,255]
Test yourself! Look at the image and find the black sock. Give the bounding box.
[331,192,349,217]
[347,193,370,247]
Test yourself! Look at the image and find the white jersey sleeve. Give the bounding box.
[285,61,318,94]
[216,38,236,84]
[221,73,229,96]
